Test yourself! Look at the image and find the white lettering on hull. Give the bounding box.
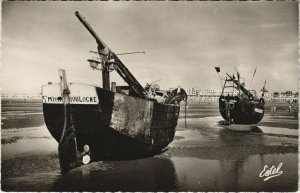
[42,83,99,104]
[42,96,98,104]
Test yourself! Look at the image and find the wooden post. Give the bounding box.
[102,65,110,90]
[59,70,69,103]
[111,82,116,92]
[98,46,110,90]
[185,101,187,128]
[58,69,80,172]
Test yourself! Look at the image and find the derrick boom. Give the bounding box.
[75,11,148,99]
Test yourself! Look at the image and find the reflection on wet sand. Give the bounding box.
[1,103,298,192]
[223,124,298,137]
[168,116,298,191]
[167,127,297,191]
[2,112,45,129]
[170,153,297,192]
[52,158,179,192]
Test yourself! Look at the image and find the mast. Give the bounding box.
[75,11,148,99]
[226,74,257,100]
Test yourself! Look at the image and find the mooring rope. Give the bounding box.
[225,101,231,124]
[223,96,236,124]
[184,100,188,128]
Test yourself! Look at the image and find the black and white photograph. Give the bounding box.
[1,1,298,192]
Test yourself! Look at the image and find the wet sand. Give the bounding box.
[1,102,298,191]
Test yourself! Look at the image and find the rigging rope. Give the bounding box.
[222,96,236,124]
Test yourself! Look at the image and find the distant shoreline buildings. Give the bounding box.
[1,93,41,101]
[1,88,299,103]
[185,88,298,103]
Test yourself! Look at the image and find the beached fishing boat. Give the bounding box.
[215,67,265,125]
[42,11,187,171]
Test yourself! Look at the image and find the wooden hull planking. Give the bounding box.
[42,83,180,160]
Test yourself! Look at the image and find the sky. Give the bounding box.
[2,2,299,95]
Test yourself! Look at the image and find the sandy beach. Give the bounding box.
[1,101,298,191]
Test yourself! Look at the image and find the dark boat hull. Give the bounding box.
[42,83,180,161]
[219,95,265,124]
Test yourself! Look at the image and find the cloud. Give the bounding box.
[2,2,298,94]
